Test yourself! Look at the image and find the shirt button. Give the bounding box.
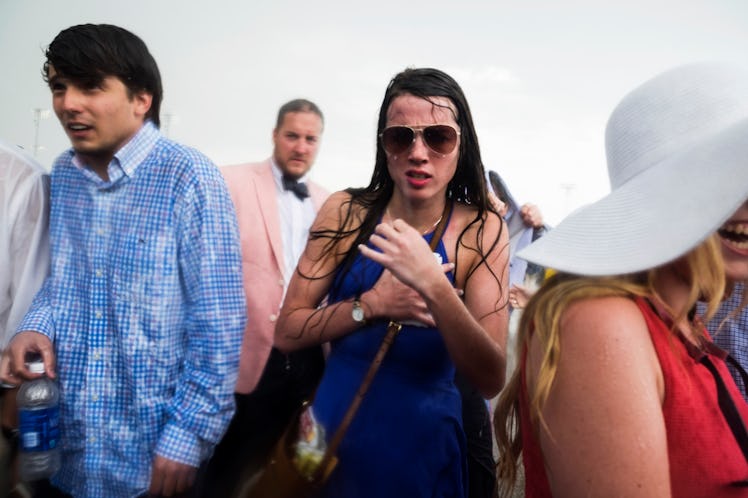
[89,436,96,443]
[95,269,103,277]
[92,351,101,360]
[91,393,99,402]
[269,314,277,322]
[95,310,103,319]
[96,228,105,236]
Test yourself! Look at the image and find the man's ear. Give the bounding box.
[133,91,153,118]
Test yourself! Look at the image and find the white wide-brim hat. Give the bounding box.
[518,62,748,276]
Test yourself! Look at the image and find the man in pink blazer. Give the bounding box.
[203,99,329,495]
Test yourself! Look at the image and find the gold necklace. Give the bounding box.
[385,208,443,235]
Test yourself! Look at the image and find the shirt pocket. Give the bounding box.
[112,228,178,304]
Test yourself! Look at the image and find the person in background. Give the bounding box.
[700,201,748,400]
[486,170,548,378]
[275,67,509,498]
[203,99,329,496]
[0,24,246,498]
[0,140,49,498]
[495,62,748,497]
[487,170,546,295]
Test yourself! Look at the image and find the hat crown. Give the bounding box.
[519,62,748,276]
[605,63,748,190]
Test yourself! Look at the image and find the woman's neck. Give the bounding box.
[385,198,446,234]
[651,263,698,342]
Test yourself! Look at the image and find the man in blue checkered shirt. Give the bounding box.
[0,24,246,497]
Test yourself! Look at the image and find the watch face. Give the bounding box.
[352,303,365,322]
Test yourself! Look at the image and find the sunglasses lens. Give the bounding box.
[423,125,458,154]
[381,126,415,155]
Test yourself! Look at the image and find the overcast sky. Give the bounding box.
[2,0,747,224]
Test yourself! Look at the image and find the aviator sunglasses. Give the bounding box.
[379,124,461,156]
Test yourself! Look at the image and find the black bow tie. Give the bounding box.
[282,176,309,200]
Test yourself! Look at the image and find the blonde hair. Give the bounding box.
[494,235,725,497]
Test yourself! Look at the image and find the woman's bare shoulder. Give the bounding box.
[448,203,503,241]
[561,295,647,335]
[542,295,657,375]
[313,190,360,230]
[317,190,353,215]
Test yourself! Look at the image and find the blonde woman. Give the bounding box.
[495,63,748,497]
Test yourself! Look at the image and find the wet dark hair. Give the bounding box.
[308,67,500,298]
[275,99,324,129]
[43,24,163,127]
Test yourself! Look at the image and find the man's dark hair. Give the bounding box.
[275,99,324,130]
[43,24,163,127]
[488,170,510,204]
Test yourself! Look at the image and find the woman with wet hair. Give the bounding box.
[275,67,509,497]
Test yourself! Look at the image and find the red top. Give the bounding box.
[518,297,748,497]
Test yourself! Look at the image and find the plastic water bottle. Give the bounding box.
[17,358,61,481]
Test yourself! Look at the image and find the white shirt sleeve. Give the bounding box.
[0,142,50,349]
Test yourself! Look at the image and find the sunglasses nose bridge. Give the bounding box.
[411,128,430,153]
[398,127,436,158]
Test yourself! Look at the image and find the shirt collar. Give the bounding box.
[71,121,160,185]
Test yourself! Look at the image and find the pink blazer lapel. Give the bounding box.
[256,162,286,278]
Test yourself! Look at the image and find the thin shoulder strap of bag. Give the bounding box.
[699,356,748,462]
[315,200,454,477]
[692,325,748,464]
[725,353,748,400]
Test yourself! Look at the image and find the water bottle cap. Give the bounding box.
[27,361,45,375]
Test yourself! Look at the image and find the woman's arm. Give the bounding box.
[275,191,356,352]
[530,296,670,497]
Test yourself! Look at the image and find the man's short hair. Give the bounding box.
[275,99,324,130]
[43,24,163,127]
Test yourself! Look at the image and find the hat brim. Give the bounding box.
[518,118,748,276]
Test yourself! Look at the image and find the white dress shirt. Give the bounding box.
[0,140,49,349]
[271,160,317,284]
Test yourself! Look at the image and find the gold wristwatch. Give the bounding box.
[352,299,366,324]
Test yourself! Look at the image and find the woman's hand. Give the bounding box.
[519,203,544,228]
[509,284,535,309]
[359,219,451,296]
[364,267,457,326]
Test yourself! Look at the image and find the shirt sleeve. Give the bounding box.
[155,157,247,466]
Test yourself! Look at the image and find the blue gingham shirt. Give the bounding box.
[19,122,247,497]
[700,281,748,401]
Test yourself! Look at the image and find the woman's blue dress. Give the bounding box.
[312,224,467,498]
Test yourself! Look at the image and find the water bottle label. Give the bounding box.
[18,406,60,452]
